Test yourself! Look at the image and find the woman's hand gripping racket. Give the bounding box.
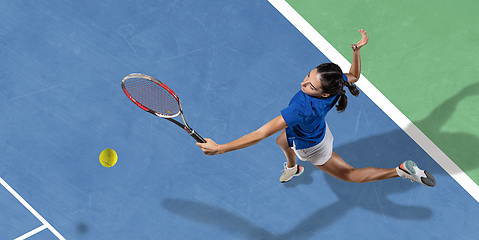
[121,73,206,143]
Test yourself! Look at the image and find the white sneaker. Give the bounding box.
[279,163,304,183]
[397,160,436,187]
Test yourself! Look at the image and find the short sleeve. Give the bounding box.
[342,74,348,82]
[281,102,312,127]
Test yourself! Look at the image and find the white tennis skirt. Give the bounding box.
[292,123,334,166]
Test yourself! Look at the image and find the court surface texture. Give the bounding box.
[1,0,478,239]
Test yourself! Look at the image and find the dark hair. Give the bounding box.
[316,63,360,112]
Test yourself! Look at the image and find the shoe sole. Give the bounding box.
[400,160,436,187]
[422,170,436,187]
[280,166,304,183]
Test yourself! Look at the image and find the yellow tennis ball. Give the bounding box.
[99,148,118,167]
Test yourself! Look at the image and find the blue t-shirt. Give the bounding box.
[281,91,340,149]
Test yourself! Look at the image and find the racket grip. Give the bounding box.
[190,130,206,143]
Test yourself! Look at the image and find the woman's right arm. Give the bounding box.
[196,115,288,155]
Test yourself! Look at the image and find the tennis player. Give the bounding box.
[196,29,435,187]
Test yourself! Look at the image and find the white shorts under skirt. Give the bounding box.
[292,123,334,166]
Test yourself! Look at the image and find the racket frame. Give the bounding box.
[121,73,206,143]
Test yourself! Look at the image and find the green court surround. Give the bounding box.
[286,0,479,183]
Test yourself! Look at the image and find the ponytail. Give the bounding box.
[335,79,360,112]
[344,81,360,97]
[336,89,348,113]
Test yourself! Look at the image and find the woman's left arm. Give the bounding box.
[345,29,369,84]
[196,115,288,155]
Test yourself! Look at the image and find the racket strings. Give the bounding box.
[124,78,180,116]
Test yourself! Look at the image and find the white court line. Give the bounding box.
[268,0,479,203]
[15,225,48,240]
[0,176,66,240]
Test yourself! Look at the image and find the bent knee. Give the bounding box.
[276,134,288,148]
[275,135,281,145]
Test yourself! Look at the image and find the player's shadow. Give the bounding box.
[161,122,432,239]
[161,82,479,239]
[162,173,430,239]
[412,81,479,174]
[162,125,433,239]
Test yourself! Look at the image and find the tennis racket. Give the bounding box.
[121,73,206,143]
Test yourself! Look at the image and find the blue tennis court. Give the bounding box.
[1,0,478,239]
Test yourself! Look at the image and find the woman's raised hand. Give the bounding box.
[351,29,369,51]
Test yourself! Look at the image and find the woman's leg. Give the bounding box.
[276,129,304,183]
[276,129,296,168]
[316,151,398,183]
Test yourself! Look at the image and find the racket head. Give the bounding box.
[121,73,181,118]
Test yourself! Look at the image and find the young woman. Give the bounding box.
[196,29,436,187]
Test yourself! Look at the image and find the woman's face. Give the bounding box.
[301,68,330,98]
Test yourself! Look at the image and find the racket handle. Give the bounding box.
[189,130,206,143]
